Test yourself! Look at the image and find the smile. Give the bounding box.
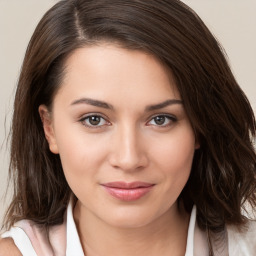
[101,181,155,201]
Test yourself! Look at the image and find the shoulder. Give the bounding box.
[227,220,256,255]
[0,238,22,256]
[228,219,256,240]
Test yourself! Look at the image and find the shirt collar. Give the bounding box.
[66,198,85,256]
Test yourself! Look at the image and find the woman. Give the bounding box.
[0,0,256,255]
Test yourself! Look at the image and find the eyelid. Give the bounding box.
[79,113,111,128]
[146,113,177,127]
[78,112,177,129]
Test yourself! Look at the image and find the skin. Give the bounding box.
[39,44,199,256]
[0,238,22,256]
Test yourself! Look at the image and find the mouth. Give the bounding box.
[101,181,155,201]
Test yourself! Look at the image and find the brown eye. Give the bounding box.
[154,116,166,125]
[80,115,109,128]
[88,116,101,126]
[147,115,177,127]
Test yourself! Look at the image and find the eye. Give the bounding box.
[147,115,177,127]
[80,115,110,128]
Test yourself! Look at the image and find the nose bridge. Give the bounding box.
[109,121,147,171]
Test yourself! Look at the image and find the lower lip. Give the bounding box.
[103,186,154,201]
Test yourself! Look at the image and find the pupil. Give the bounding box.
[89,116,101,125]
[154,116,165,125]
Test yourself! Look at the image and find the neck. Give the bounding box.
[74,201,190,256]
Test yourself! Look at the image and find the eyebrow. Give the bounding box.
[145,99,183,111]
[70,97,182,111]
[71,98,114,109]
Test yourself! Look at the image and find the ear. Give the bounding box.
[195,142,200,150]
[38,105,59,154]
[194,136,200,150]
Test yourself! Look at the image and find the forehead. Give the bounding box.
[54,44,180,108]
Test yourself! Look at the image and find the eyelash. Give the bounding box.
[79,114,110,129]
[79,113,177,129]
[146,114,177,127]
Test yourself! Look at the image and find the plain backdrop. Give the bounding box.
[0,0,255,224]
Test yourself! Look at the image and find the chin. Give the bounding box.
[99,207,159,229]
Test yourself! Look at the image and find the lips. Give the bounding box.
[101,181,154,201]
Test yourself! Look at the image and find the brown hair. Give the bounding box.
[3,0,256,244]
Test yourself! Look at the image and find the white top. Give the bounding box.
[1,200,256,255]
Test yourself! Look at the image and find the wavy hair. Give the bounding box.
[3,0,256,248]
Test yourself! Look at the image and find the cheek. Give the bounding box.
[53,120,108,177]
[55,130,109,199]
[151,126,195,179]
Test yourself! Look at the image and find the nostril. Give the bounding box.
[108,153,148,172]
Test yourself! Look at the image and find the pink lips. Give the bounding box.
[102,181,154,201]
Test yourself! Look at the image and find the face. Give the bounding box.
[40,44,198,229]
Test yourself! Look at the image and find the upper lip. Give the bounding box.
[102,181,154,189]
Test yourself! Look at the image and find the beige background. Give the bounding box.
[0,0,255,224]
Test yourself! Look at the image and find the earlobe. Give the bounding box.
[195,143,200,150]
[194,136,200,150]
[38,105,59,154]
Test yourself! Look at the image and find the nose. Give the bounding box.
[108,124,148,172]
